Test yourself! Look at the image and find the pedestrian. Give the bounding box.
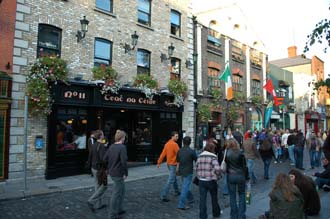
[243,131,260,184]
[196,142,222,219]
[233,128,243,148]
[224,138,249,219]
[307,131,319,169]
[322,129,330,161]
[87,129,108,212]
[312,158,330,191]
[287,129,296,166]
[176,136,197,210]
[316,132,324,166]
[259,173,304,219]
[258,130,274,180]
[281,129,290,161]
[288,169,320,217]
[103,130,128,219]
[196,128,204,155]
[272,130,282,163]
[294,130,305,170]
[157,131,180,202]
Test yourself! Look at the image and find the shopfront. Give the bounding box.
[46,81,183,179]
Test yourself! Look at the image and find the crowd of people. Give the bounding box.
[85,126,330,219]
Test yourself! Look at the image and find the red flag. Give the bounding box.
[263,79,280,106]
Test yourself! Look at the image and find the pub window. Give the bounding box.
[170,58,181,79]
[251,79,261,96]
[96,0,113,13]
[137,49,151,75]
[37,24,62,58]
[232,74,243,92]
[138,0,151,26]
[94,38,112,66]
[55,107,88,151]
[170,10,181,37]
[133,112,152,145]
[208,67,221,94]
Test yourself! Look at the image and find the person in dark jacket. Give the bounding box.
[233,128,243,148]
[103,130,128,219]
[312,158,330,190]
[225,138,248,219]
[87,130,107,212]
[258,131,274,180]
[294,130,305,170]
[323,129,330,161]
[176,136,197,210]
[287,130,297,166]
[289,169,320,217]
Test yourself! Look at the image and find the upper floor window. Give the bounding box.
[170,58,181,79]
[208,67,221,93]
[37,24,62,58]
[251,79,261,96]
[232,75,243,92]
[231,41,244,63]
[137,49,151,75]
[138,0,151,26]
[94,38,112,66]
[170,10,181,37]
[250,49,262,68]
[208,28,221,46]
[96,0,113,13]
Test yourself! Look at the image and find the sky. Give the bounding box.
[192,0,330,76]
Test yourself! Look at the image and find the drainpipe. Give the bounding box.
[192,16,198,149]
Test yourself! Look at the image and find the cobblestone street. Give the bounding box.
[0,158,329,219]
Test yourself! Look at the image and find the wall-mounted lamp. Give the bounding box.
[160,43,175,62]
[76,16,89,43]
[123,31,139,53]
[185,59,193,68]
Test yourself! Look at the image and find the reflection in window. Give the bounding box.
[133,112,152,145]
[96,0,113,13]
[94,38,112,66]
[252,79,261,96]
[171,10,181,36]
[37,24,62,57]
[138,0,151,26]
[137,49,150,75]
[170,58,181,79]
[55,107,88,151]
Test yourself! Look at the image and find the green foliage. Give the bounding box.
[250,95,263,107]
[92,65,121,94]
[304,16,330,53]
[167,79,188,107]
[233,91,246,103]
[313,78,330,95]
[197,104,212,122]
[226,104,240,129]
[27,56,68,115]
[133,74,158,99]
[210,87,223,105]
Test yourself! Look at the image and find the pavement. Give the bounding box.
[0,151,330,219]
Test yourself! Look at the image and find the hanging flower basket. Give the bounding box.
[167,79,188,107]
[197,103,212,122]
[92,64,121,94]
[27,56,68,115]
[133,73,158,99]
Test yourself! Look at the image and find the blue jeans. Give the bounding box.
[309,149,317,168]
[199,180,221,219]
[222,174,229,194]
[315,151,321,167]
[178,174,194,208]
[288,145,295,164]
[109,176,125,219]
[227,174,246,219]
[294,146,304,169]
[246,159,257,182]
[160,165,179,199]
[315,177,330,188]
[262,158,271,178]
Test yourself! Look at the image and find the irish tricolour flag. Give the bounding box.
[219,63,233,100]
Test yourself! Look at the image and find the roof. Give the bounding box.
[270,56,311,68]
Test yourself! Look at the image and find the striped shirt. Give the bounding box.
[196,151,221,181]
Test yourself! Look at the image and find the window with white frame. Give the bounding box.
[94,38,112,66]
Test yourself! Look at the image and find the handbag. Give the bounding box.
[193,176,199,186]
[220,149,227,172]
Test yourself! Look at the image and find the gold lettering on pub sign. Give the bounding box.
[64,91,86,99]
[104,94,156,105]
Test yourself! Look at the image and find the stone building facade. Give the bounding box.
[8,0,194,179]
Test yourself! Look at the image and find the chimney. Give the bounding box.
[288,46,297,58]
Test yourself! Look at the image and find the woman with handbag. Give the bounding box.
[196,142,222,219]
[224,138,249,219]
[87,129,108,212]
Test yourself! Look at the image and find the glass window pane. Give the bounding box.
[138,0,150,13]
[137,50,150,68]
[171,11,180,25]
[95,40,111,60]
[96,0,112,12]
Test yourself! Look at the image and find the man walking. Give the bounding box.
[176,136,197,210]
[157,131,180,202]
[103,130,128,219]
[287,129,296,166]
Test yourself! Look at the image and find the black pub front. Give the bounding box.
[46,81,183,179]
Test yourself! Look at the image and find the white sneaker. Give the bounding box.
[274,161,278,164]
[290,163,295,166]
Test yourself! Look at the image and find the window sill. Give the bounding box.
[136,23,154,31]
[94,8,117,18]
[170,34,184,42]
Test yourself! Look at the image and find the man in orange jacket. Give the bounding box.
[157,131,180,202]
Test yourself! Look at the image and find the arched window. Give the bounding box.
[37,24,62,57]
[94,38,113,66]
